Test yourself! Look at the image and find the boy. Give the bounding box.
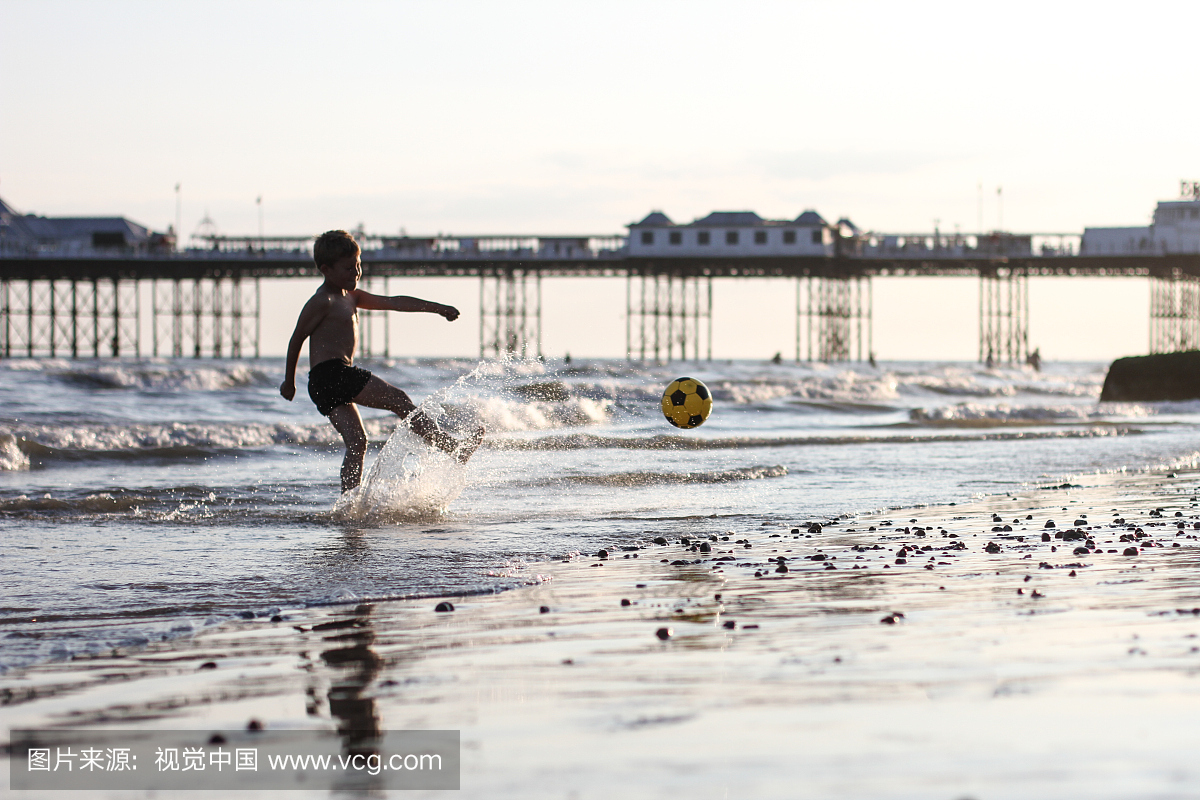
[280,229,483,492]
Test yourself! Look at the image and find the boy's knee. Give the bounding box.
[342,430,367,456]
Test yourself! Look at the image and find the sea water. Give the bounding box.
[1,355,1199,671]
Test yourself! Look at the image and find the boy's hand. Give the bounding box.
[280,380,296,401]
[439,304,460,322]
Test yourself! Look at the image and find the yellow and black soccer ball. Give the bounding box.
[661,377,713,429]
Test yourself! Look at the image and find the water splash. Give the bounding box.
[331,355,534,521]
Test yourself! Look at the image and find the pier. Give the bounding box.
[3,238,1200,362]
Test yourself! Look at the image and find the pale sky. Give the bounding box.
[1,1,1194,360]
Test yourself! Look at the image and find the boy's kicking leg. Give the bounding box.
[351,376,484,463]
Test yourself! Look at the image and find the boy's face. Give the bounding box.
[320,252,361,292]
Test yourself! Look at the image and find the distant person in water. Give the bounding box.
[280,229,483,492]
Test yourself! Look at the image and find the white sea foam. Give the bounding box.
[0,420,338,458]
[0,433,29,471]
[910,403,1099,425]
[471,395,611,432]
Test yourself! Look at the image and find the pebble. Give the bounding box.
[620,598,631,607]
[1123,547,1139,556]
[539,606,550,613]
[434,601,455,613]
[597,549,609,559]
[655,627,672,640]
[723,620,736,629]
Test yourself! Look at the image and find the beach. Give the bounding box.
[4,356,1200,797]
[6,461,1200,798]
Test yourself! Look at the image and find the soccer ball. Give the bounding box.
[661,377,713,429]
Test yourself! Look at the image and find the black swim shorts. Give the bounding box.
[307,357,373,416]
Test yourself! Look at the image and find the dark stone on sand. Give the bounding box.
[435,601,455,612]
[808,553,827,561]
[1041,533,1052,542]
[1123,547,1139,556]
[1044,520,1056,528]
[775,564,789,573]
[621,598,631,607]
[540,606,550,613]
[723,620,736,629]
[895,558,907,564]
[699,542,712,553]
[1073,546,1090,556]
[985,542,1002,554]
[655,627,673,640]
[1100,351,1200,401]
[1069,569,1077,576]
[597,549,609,559]
[198,661,218,670]
[247,719,264,732]
[208,734,226,745]
[270,615,284,623]
[653,537,668,545]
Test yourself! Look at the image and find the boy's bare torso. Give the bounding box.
[305,287,360,365]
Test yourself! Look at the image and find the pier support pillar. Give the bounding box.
[0,278,139,358]
[480,268,542,359]
[978,266,1028,365]
[796,275,872,362]
[626,270,712,363]
[356,276,389,360]
[152,276,259,359]
[1149,268,1200,353]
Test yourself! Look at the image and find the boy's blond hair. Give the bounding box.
[313,230,360,269]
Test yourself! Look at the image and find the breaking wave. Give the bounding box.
[540,464,788,488]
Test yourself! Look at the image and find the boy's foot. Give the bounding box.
[453,425,485,464]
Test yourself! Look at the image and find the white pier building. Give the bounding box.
[628,210,834,257]
[1082,185,1200,255]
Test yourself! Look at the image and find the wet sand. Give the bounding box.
[6,468,1200,798]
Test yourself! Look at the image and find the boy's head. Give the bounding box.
[313,230,360,270]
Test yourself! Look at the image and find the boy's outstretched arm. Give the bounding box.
[280,297,328,401]
[354,290,459,321]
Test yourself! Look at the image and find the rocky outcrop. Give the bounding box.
[1100,351,1200,401]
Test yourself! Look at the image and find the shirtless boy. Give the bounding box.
[280,229,483,491]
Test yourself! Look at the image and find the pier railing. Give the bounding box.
[3,232,1199,363]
